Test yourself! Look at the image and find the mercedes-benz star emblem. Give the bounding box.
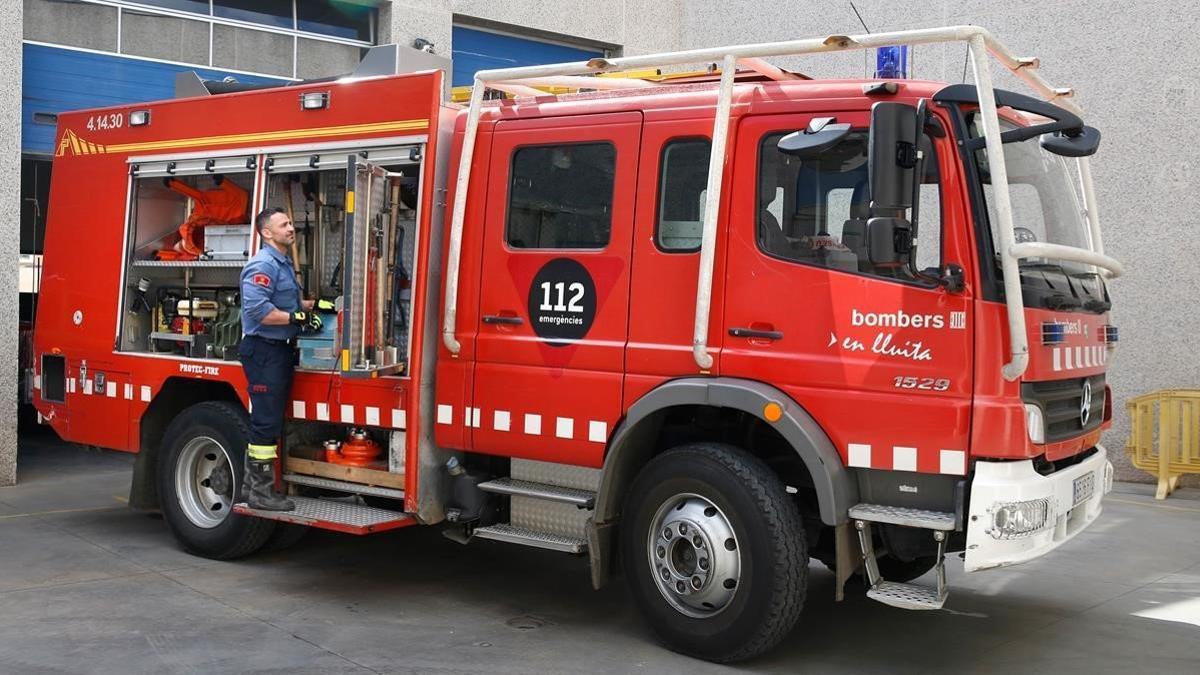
[1080,380,1093,427]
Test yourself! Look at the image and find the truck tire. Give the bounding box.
[621,443,806,663]
[156,401,276,559]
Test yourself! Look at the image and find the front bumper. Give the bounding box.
[964,445,1112,573]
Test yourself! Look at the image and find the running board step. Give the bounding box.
[472,524,587,554]
[234,496,415,535]
[867,581,946,610]
[283,473,406,501]
[477,477,595,508]
[848,503,956,530]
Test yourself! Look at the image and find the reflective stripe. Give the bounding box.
[248,443,278,460]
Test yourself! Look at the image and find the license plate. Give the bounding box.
[1073,473,1095,506]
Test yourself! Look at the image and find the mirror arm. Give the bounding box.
[961,118,1081,152]
[938,263,965,292]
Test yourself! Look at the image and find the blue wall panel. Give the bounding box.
[451,27,602,87]
[22,43,286,155]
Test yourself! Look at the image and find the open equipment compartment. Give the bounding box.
[259,143,422,375]
[117,154,257,360]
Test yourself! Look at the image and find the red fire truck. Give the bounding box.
[31,27,1122,662]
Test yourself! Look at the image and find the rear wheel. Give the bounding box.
[621,443,806,663]
[157,401,276,559]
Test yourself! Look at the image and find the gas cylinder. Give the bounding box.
[325,429,382,467]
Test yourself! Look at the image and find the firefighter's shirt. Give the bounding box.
[240,244,301,341]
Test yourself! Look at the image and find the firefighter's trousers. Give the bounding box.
[238,334,296,456]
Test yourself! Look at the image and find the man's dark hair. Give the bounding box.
[255,207,286,234]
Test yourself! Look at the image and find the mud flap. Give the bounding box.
[833,520,862,601]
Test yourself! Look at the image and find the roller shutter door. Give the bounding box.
[451,26,604,87]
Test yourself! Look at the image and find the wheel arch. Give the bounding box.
[586,377,857,588]
[129,377,244,511]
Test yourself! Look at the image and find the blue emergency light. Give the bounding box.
[875,45,908,79]
[1102,324,1119,346]
[1041,321,1067,345]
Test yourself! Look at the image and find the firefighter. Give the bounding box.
[238,207,330,510]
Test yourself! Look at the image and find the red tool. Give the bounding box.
[325,429,382,467]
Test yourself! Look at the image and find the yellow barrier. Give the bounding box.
[1126,389,1200,499]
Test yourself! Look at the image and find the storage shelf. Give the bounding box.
[150,331,194,343]
[131,259,245,268]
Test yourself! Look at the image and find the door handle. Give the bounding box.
[483,314,524,326]
[729,327,783,340]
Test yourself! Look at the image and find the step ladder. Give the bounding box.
[232,474,413,535]
[848,503,955,610]
[466,477,596,554]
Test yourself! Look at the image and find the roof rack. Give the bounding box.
[441,25,1123,381]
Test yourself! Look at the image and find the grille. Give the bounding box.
[1023,375,1105,442]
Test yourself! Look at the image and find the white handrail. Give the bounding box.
[441,82,485,356]
[691,54,737,371]
[439,25,1117,383]
[1009,243,1124,277]
[968,34,1029,381]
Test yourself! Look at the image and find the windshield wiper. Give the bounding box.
[995,257,1110,313]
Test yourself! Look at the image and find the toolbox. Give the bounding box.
[205,224,252,260]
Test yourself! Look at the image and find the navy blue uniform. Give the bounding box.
[239,245,301,451]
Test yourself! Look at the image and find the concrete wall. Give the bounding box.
[380,0,683,61]
[680,0,1200,482]
[1,2,22,486]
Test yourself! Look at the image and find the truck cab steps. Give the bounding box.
[472,524,587,554]
[847,504,956,530]
[477,477,595,508]
[454,463,598,555]
[234,496,414,535]
[283,473,406,501]
[851,502,953,611]
[867,580,946,610]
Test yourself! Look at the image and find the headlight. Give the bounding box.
[1024,404,1045,444]
[990,498,1051,539]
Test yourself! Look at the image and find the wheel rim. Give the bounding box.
[174,436,235,529]
[647,493,741,618]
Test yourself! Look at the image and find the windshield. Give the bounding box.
[968,112,1108,311]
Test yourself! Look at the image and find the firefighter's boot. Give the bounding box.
[242,452,294,512]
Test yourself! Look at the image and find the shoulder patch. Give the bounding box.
[252,273,271,288]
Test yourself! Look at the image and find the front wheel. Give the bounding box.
[621,443,807,663]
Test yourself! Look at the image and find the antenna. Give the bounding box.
[849,2,871,32]
[850,2,871,77]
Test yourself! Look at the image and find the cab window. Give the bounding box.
[506,142,615,249]
[756,129,943,280]
[656,138,711,252]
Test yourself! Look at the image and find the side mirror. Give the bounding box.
[777,117,852,158]
[868,102,918,211]
[1040,126,1101,157]
[867,217,912,268]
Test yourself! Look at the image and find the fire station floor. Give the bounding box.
[3,429,1200,675]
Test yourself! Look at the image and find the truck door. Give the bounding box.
[723,111,976,478]
[471,112,641,467]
